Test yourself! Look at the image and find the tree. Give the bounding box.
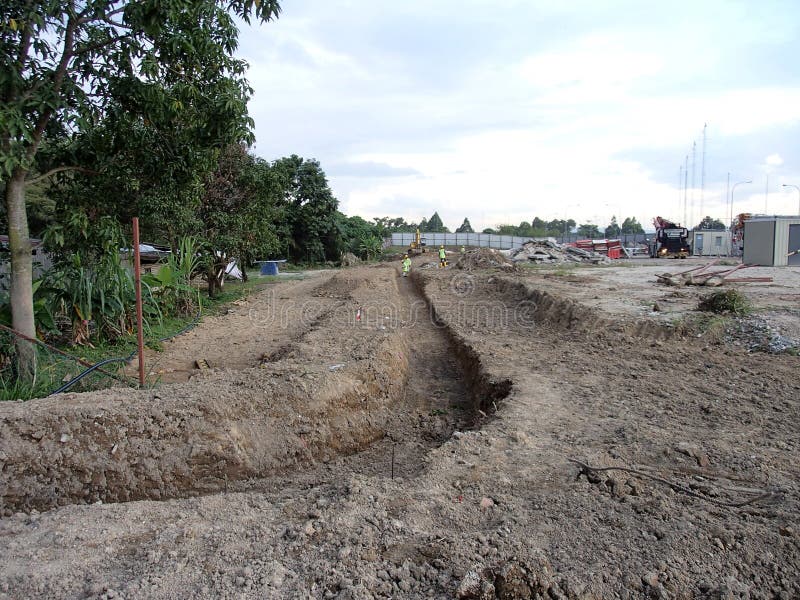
[274,155,341,263]
[1,0,281,378]
[604,216,620,238]
[198,144,283,295]
[620,217,645,234]
[422,211,448,233]
[577,223,601,238]
[695,216,725,230]
[340,214,381,257]
[455,218,474,233]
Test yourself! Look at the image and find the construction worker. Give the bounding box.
[401,254,411,277]
[438,245,447,268]
[460,245,466,255]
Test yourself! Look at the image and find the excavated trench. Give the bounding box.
[0,267,512,514]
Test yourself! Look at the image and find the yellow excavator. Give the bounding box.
[408,228,427,255]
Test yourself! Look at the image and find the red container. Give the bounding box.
[607,247,621,259]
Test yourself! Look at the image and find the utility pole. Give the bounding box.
[726,172,731,227]
[683,155,689,226]
[700,123,707,222]
[690,141,696,228]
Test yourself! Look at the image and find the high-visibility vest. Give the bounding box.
[402,258,411,271]
[439,248,446,259]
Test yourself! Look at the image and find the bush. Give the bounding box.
[698,289,750,315]
[142,236,201,317]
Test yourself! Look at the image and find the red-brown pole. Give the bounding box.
[132,217,145,387]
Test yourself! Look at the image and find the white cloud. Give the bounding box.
[238,1,800,231]
[765,153,784,167]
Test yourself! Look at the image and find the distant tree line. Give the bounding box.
[481,216,645,239]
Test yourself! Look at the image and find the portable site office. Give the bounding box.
[743,216,800,266]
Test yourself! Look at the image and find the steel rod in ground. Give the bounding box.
[132,217,145,387]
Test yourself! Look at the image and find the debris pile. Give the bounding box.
[656,260,772,287]
[509,240,611,264]
[455,247,516,270]
[727,314,800,354]
[340,252,362,267]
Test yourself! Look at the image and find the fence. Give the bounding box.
[389,232,652,250]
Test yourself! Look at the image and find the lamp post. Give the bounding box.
[782,184,800,215]
[730,179,752,223]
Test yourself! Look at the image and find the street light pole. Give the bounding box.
[730,179,752,221]
[782,184,800,215]
[726,172,731,227]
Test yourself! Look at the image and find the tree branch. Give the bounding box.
[23,9,79,165]
[25,166,98,185]
[73,33,132,57]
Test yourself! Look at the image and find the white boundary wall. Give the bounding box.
[389,232,537,249]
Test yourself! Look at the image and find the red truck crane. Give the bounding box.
[650,217,691,258]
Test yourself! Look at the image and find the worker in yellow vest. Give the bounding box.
[438,245,447,268]
[402,254,412,277]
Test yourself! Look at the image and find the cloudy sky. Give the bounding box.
[237,0,800,232]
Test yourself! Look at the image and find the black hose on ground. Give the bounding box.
[48,310,203,396]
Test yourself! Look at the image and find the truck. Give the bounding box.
[650,217,690,258]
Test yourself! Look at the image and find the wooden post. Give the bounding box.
[132,218,145,387]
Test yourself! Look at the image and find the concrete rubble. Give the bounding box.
[454,248,516,270]
[507,239,611,264]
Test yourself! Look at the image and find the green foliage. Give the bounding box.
[274,155,341,263]
[42,210,154,344]
[372,216,417,234]
[1,0,282,365]
[698,289,751,315]
[605,216,620,238]
[420,212,448,233]
[142,236,201,316]
[484,218,576,237]
[198,144,284,293]
[621,217,645,234]
[2,0,282,180]
[577,223,601,238]
[695,216,726,231]
[358,235,383,260]
[455,218,474,233]
[0,279,57,335]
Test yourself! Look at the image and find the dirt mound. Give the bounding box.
[312,271,377,298]
[1,263,798,599]
[0,334,409,514]
[340,252,361,267]
[454,247,515,271]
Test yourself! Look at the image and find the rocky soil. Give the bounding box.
[1,259,798,599]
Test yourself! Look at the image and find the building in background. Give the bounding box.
[691,230,730,257]
[743,216,800,266]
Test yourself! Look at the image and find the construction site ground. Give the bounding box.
[1,256,798,599]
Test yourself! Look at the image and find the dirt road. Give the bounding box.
[0,261,798,599]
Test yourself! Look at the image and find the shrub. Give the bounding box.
[698,289,750,315]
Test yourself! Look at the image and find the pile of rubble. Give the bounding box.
[454,247,516,270]
[655,261,772,287]
[509,240,611,264]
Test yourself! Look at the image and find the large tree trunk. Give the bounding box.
[5,168,37,381]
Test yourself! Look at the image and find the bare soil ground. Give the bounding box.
[1,257,798,599]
